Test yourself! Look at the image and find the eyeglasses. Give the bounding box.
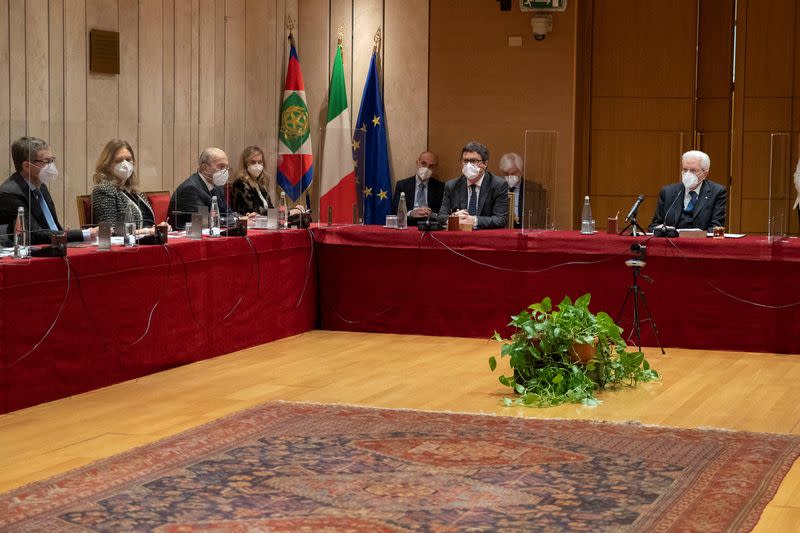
[461,158,484,165]
[32,157,56,165]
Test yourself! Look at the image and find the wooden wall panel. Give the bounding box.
[8,0,26,144]
[86,0,118,189]
[214,0,225,147]
[138,0,164,192]
[48,0,65,217]
[118,0,138,151]
[174,0,193,186]
[743,0,795,98]
[384,0,428,183]
[63,0,87,228]
[268,0,284,203]
[25,0,49,141]
[224,0,246,175]
[244,0,270,181]
[0,0,9,175]
[189,0,200,164]
[162,0,175,191]
[198,0,216,151]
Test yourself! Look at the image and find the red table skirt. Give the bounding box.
[0,231,317,414]
[314,226,800,355]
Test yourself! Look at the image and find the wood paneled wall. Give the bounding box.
[0,0,293,227]
[428,0,577,229]
[0,0,428,227]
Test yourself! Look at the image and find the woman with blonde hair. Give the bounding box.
[91,139,156,232]
[231,145,273,215]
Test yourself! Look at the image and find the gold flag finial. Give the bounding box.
[337,25,344,46]
[373,26,382,53]
[287,15,295,33]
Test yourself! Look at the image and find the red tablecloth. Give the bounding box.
[314,226,800,354]
[0,231,316,413]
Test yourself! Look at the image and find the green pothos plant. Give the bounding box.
[489,294,660,407]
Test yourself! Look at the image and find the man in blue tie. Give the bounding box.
[390,151,445,225]
[437,141,509,230]
[0,137,95,244]
[649,150,727,233]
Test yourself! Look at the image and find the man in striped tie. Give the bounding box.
[437,141,509,230]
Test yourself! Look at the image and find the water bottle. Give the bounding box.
[279,191,288,229]
[580,195,593,234]
[13,206,29,259]
[397,192,408,229]
[209,195,221,237]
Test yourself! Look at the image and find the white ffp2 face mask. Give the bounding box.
[505,175,520,188]
[113,161,134,181]
[247,163,264,178]
[38,163,59,185]
[212,168,229,187]
[416,166,432,182]
[681,170,700,190]
[463,163,481,181]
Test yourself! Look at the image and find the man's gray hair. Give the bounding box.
[498,153,523,174]
[199,147,226,167]
[682,150,711,171]
[11,136,49,172]
[462,141,489,162]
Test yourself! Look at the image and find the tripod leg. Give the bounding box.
[639,291,666,354]
[617,286,633,324]
[632,286,643,352]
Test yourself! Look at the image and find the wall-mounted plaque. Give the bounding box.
[89,29,120,75]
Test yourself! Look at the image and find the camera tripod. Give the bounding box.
[615,257,665,354]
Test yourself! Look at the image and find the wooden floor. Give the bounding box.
[2,330,800,531]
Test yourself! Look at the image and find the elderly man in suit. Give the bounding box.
[391,150,444,225]
[168,147,234,230]
[0,136,95,244]
[437,141,508,230]
[649,150,727,232]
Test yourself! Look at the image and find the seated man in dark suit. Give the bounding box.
[391,151,444,225]
[169,147,234,230]
[649,150,727,232]
[498,152,547,229]
[0,136,95,244]
[436,141,508,230]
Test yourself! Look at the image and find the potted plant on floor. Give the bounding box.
[488,293,659,407]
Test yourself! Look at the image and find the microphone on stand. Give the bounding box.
[625,194,645,222]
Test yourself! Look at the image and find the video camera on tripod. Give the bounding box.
[626,243,647,268]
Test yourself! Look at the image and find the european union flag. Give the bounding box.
[354,51,392,225]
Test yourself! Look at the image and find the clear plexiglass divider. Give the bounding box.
[767,132,792,243]
[521,130,558,233]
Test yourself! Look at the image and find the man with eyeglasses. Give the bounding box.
[168,147,234,230]
[436,141,508,229]
[0,136,95,244]
[391,151,445,225]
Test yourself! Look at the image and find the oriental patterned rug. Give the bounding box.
[2,402,800,532]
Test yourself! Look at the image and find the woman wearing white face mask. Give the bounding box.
[231,146,274,216]
[91,139,158,233]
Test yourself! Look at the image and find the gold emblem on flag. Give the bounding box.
[280,105,309,140]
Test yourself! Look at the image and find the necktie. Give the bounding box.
[685,190,698,213]
[467,184,478,216]
[33,189,58,230]
[417,183,427,208]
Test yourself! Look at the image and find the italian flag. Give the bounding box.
[277,37,313,202]
[319,44,357,224]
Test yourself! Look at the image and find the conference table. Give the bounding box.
[2,225,799,413]
[315,226,800,354]
[0,231,317,414]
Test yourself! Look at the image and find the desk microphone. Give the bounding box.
[662,188,684,227]
[625,194,645,222]
[654,188,683,237]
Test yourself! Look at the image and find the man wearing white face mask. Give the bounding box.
[0,136,94,244]
[391,151,444,224]
[168,147,234,230]
[498,152,547,229]
[649,150,727,232]
[436,141,508,229]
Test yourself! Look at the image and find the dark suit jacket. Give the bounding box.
[168,173,231,230]
[648,179,727,232]
[391,176,444,223]
[436,171,509,229]
[0,172,84,244]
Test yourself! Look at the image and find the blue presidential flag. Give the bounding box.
[353,51,392,225]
